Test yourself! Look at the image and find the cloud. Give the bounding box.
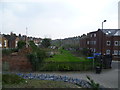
[0,0,119,39]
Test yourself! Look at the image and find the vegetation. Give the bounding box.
[39,49,93,71]
[2,74,80,88]
[27,50,46,71]
[86,75,100,89]
[2,48,18,55]
[45,49,89,62]
[41,38,51,48]
[29,41,37,51]
[27,41,47,71]
[2,74,25,84]
[17,40,26,49]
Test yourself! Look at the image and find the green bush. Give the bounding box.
[41,38,51,48]
[57,64,72,71]
[27,49,47,71]
[2,48,18,55]
[38,61,93,71]
[2,74,25,84]
[17,40,26,49]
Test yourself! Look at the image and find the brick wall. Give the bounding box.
[2,53,32,72]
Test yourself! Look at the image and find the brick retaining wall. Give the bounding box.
[2,54,32,72]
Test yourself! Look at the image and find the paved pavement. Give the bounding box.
[34,61,119,88]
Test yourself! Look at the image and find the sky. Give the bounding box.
[0,0,119,39]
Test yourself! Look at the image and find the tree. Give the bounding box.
[29,41,37,50]
[17,40,26,49]
[41,38,51,48]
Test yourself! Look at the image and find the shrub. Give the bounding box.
[41,38,51,48]
[27,49,47,71]
[86,75,100,89]
[2,74,25,84]
[29,41,37,51]
[17,40,26,49]
[57,64,72,71]
[81,48,93,57]
[2,48,18,55]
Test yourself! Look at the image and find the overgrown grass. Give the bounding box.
[2,74,25,84]
[2,74,80,88]
[39,49,93,71]
[45,49,88,62]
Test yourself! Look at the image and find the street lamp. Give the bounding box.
[101,20,107,55]
[102,20,106,30]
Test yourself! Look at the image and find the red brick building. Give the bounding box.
[3,32,19,49]
[80,29,120,60]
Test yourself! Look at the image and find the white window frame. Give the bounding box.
[106,50,110,54]
[106,41,111,46]
[90,34,92,37]
[114,41,118,46]
[87,41,89,45]
[114,50,118,55]
[94,34,96,37]
[15,41,18,47]
[0,41,2,47]
[4,40,7,47]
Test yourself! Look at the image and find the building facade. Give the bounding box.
[0,35,8,48]
[80,29,120,60]
[3,32,19,49]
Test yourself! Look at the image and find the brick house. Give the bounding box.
[80,29,120,60]
[4,32,19,49]
[0,34,8,48]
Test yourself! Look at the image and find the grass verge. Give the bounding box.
[3,79,81,88]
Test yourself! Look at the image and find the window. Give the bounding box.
[119,51,120,55]
[114,50,118,55]
[119,41,120,46]
[15,41,18,47]
[114,41,118,46]
[0,41,2,47]
[94,34,96,37]
[87,41,89,45]
[106,50,110,54]
[106,41,111,46]
[90,34,92,37]
[4,40,7,47]
[94,41,96,45]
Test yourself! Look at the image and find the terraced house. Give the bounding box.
[3,32,19,49]
[80,29,120,60]
[0,34,8,48]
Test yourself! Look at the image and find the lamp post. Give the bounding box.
[102,20,106,30]
[101,20,107,55]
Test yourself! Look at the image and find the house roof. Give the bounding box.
[100,29,120,36]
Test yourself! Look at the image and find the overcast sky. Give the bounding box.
[0,0,119,39]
